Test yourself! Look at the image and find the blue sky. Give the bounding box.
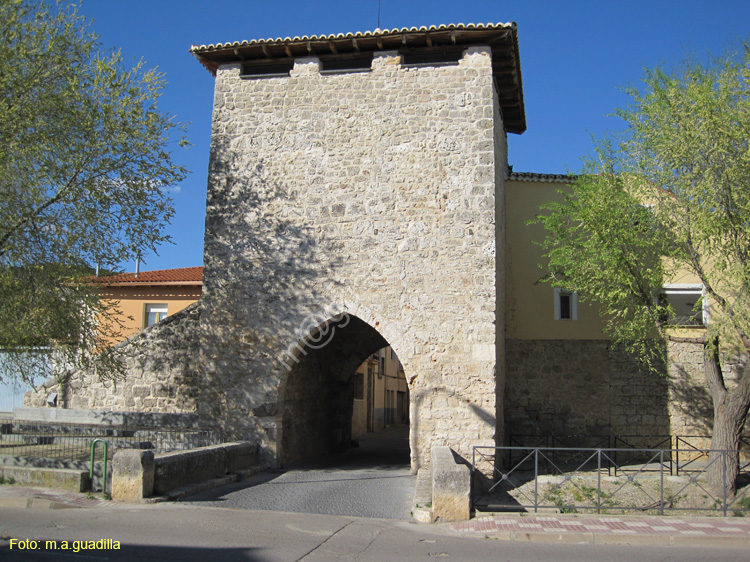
[75,0,750,272]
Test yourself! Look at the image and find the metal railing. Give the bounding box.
[674,436,750,476]
[472,445,750,517]
[0,421,219,462]
[506,434,750,477]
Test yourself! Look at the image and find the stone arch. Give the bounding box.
[277,311,410,467]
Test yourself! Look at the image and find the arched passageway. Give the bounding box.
[278,313,409,468]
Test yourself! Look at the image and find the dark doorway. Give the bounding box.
[278,314,409,468]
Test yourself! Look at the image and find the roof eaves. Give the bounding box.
[190,22,525,133]
[507,171,575,183]
[190,22,515,56]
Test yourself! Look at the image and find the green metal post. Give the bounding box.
[90,439,108,494]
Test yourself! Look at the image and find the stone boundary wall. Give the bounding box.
[24,302,206,416]
[152,441,258,495]
[112,441,258,502]
[12,407,200,429]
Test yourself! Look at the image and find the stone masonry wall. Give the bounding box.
[505,339,671,446]
[25,302,206,417]
[505,339,750,447]
[199,47,504,469]
[667,341,750,447]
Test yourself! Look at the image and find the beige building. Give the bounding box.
[92,267,203,344]
[351,346,408,438]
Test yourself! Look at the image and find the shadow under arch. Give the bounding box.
[278,313,407,467]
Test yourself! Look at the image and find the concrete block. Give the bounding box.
[0,466,90,493]
[112,449,154,502]
[431,446,470,522]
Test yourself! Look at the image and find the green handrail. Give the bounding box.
[90,439,108,494]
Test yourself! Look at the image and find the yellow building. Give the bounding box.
[505,172,708,340]
[92,267,203,344]
[351,346,408,438]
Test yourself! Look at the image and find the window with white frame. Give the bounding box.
[554,288,578,321]
[660,284,707,326]
[145,304,168,327]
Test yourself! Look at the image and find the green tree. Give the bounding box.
[535,45,750,495]
[0,1,187,388]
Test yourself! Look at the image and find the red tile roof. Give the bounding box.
[90,266,203,286]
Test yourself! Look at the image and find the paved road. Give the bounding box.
[2,502,748,562]
[185,426,416,519]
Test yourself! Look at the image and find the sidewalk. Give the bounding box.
[449,512,750,548]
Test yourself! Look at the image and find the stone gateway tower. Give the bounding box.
[190,23,525,470]
[25,23,731,475]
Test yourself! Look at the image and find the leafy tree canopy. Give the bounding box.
[538,44,750,360]
[534,42,750,493]
[0,0,187,385]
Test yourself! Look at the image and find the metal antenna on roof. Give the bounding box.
[377,0,381,29]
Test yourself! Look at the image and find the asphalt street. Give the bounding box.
[2,502,749,562]
[185,426,415,519]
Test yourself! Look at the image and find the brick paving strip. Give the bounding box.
[449,514,750,547]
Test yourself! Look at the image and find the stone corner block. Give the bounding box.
[112,449,155,502]
[431,446,471,522]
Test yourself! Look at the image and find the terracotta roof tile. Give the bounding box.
[190,22,515,53]
[90,266,203,285]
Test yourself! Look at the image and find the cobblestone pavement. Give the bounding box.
[184,426,416,520]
